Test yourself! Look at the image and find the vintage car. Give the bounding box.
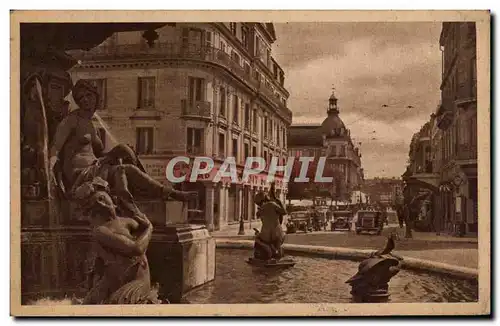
[286,211,312,234]
[311,209,328,231]
[355,210,384,235]
[331,210,353,231]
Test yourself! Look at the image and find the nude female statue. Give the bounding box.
[77,178,161,304]
[48,79,196,207]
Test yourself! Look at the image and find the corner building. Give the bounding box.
[69,23,292,231]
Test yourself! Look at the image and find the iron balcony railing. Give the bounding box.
[181,100,211,118]
[73,43,292,120]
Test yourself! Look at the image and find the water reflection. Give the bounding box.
[184,249,478,304]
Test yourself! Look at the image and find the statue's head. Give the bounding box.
[85,191,118,223]
[72,79,100,117]
[73,177,117,223]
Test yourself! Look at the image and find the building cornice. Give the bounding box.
[213,23,289,98]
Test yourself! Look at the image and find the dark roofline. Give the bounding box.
[290,124,322,128]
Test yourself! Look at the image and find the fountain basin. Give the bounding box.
[183,240,478,304]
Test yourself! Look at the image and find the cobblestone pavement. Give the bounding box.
[212,222,478,268]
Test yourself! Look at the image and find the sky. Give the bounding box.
[272,22,443,179]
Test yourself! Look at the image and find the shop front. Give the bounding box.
[440,162,478,236]
[161,158,287,231]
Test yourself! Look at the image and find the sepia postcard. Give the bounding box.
[10,10,490,317]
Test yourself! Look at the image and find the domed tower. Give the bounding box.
[319,88,363,202]
[321,88,350,139]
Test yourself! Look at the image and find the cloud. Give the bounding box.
[273,22,442,69]
[291,112,429,178]
[282,38,441,121]
[272,22,442,178]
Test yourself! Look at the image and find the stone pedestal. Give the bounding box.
[147,224,216,303]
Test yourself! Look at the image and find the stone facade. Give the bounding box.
[362,178,404,207]
[403,22,477,236]
[69,23,291,231]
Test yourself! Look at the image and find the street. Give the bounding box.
[213,223,478,269]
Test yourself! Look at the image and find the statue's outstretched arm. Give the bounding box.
[94,223,152,257]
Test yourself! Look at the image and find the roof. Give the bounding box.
[321,113,347,135]
[288,125,324,147]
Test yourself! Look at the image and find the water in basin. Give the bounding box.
[184,249,478,304]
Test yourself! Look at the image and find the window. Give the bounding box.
[241,25,248,46]
[218,133,225,157]
[181,28,189,47]
[340,145,346,157]
[187,128,203,155]
[255,36,260,57]
[220,41,226,53]
[266,48,271,66]
[232,94,239,124]
[83,79,107,109]
[244,103,250,130]
[263,150,268,165]
[330,145,337,157]
[232,138,238,162]
[219,87,226,117]
[97,128,106,149]
[232,138,238,160]
[252,146,257,157]
[188,77,205,105]
[136,127,154,154]
[229,23,237,35]
[205,31,212,48]
[138,77,155,109]
[244,143,249,161]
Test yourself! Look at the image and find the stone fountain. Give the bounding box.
[346,233,402,302]
[19,23,215,304]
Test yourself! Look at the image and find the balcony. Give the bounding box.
[72,43,293,122]
[181,100,211,120]
[73,42,261,91]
